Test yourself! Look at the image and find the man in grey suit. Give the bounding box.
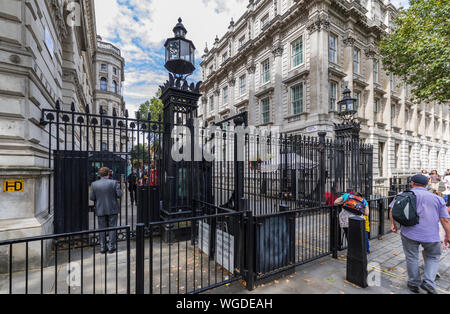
[90,167,123,254]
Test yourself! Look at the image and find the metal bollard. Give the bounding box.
[346,216,368,288]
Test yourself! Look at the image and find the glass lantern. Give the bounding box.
[338,88,357,116]
[164,18,196,75]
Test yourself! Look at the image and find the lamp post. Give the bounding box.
[334,87,362,195]
[160,18,202,220]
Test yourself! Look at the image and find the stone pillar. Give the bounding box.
[272,34,284,127]
[307,12,330,117]
[247,59,256,126]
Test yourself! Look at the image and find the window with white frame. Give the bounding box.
[291,84,303,115]
[240,75,246,96]
[222,52,228,63]
[374,99,379,123]
[239,36,246,48]
[291,37,303,68]
[329,34,337,63]
[223,86,228,105]
[261,98,270,124]
[209,95,214,111]
[261,59,270,84]
[100,77,107,91]
[373,60,379,83]
[261,14,269,29]
[353,48,360,74]
[391,104,396,124]
[101,64,107,72]
[329,82,338,111]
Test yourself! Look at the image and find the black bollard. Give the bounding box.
[346,216,368,288]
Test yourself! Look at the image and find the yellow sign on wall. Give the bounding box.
[3,180,24,193]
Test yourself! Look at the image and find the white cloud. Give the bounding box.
[390,0,410,9]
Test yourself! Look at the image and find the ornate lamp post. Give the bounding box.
[334,87,363,195]
[335,87,361,142]
[160,18,202,220]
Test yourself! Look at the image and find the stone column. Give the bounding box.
[307,12,330,132]
[272,34,284,127]
[247,59,256,126]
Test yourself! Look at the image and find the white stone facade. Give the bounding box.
[0,0,126,243]
[199,0,450,185]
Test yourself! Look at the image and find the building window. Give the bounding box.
[329,82,338,111]
[100,77,107,91]
[261,14,269,29]
[209,96,214,112]
[395,143,400,169]
[113,81,118,94]
[261,59,270,84]
[209,66,214,75]
[374,99,379,123]
[113,68,117,75]
[240,75,246,96]
[378,142,385,177]
[291,84,303,115]
[239,36,246,48]
[101,64,107,72]
[291,37,303,68]
[373,60,379,83]
[223,86,228,105]
[329,34,337,63]
[261,98,270,124]
[353,48,360,74]
[391,104,396,124]
[222,52,228,63]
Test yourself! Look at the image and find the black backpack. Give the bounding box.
[391,191,419,227]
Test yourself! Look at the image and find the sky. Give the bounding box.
[94,0,410,116]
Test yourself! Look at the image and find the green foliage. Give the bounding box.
[378,0,450,104]
[136,89,164,122]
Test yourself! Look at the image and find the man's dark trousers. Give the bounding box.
[98,215,118,251]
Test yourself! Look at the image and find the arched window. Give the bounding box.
[100,77,107,91]
[113,81,118,94]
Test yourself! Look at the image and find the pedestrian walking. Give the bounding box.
[127,168,138,205]
[334,190,371,253]
[429,170,441,191]
[443,171,450,191]
[389,174,450,294]
[90,167,123,254]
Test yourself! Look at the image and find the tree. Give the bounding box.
[378,0,450,104]
[136,89,164,122]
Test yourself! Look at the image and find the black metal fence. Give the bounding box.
[14,104,380,294]
[0,226,131,294]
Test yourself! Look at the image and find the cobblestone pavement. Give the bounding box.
[209,232,450,295]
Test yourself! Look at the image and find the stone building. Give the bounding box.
[199,0,450,186]
[0,0,125,241]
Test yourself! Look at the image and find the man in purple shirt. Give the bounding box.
[390,174,450,294]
